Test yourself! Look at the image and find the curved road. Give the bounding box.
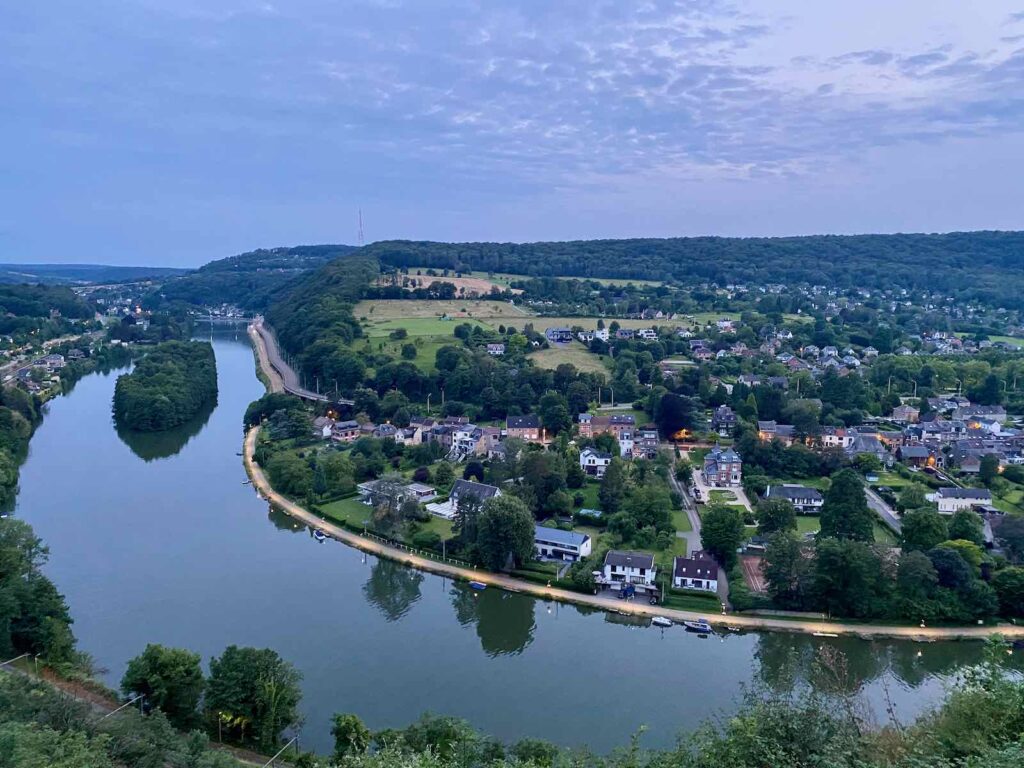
[242,426,1024,641]
[250,318,352,404]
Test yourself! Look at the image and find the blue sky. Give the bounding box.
[3,1,1024,266]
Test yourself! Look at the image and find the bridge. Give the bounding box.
[250,319,354,406]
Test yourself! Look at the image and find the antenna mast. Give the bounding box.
[358,209,365,247]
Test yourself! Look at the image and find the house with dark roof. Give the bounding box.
[764,484,824,513]
[711,405,737,436]
[580,447,613,478]
[757,420,796,446]
[534,525,592,561]
[544,327,572,343]
[702,447,742,487]
[506,414,543,442]
[425,479,501,520]
[600,550,657,589]
[672,553,719,592]
[934,487,992,514]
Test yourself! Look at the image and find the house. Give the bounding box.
[892,405,920,423]
[534,526,592,561]
[577,413,635,440]
[634,426,660,459]
[357,480,436,507]
[845,434,891,466]
[580,447,613,478]
[601,550,657,590]
[331,419,361,442]
[312,416,334,440]
[486,343,506,356]
[898,444,938,468]
[67,348,86,361]
[672,553,719,592]
[764,484,824,513]
[702,447,743,487]
[506,414,543,442]
[615,328,635,340]
[954,405,1007,428]
[425,479,501,520]
[711,405,737,436]
[757,420,796,446]
[637,328,658,341]
[544,327,572,343]
[594,328,610,342]
[934,487,992,514]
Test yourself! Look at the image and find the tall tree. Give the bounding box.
[205,646,302,752]
[331,713,371,760]
[598,458,628,514]
[476,495,535,571]
[701,504,745,568]
[819,469,874,542]
[763,531,807,609]
[901,508,949,552]
[757,498,797,537]
[121,644,204,729]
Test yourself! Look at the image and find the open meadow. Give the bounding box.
[529,342,610,375]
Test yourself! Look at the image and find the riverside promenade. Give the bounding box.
[242,426,1024,642]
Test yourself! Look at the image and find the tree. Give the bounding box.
[121,644,204,729]
[997,515,1024,563]
[811,538,889,619]
[897,550,938,601]
[622,482,673,532]
[763,531,807,608]
[598,458,628,514]
[701,504,745,568]
[980,454,1001,487]
[901,507,949,552]
[819,469,873,542]
[476,495,535,570]
[896,484,930,513]
[205,646,302,752]
[537,390,571,434]
[948,509,985,546]
[992,567,1024,616]
[400,343,417,360]
[655,393,698,438]
[969,373,1002,406]
[937,539,984,571]
[757,498,797,537]
[566,459,586,489]
[434,461,455,488]
[927,547,975,591]
[331,713,371,760]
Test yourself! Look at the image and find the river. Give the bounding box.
[12,331,1018,754]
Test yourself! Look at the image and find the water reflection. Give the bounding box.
[364,558,424,622]
[114,398,216,461]
[451,585,536,656]
[266,504,305,533]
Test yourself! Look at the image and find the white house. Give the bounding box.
[425,479,501,520]
[594,328,610,342]
[601,550,656,590]
[934,487,992,514]
[637,328,658,341]
[764,484,824,513]
[672,553,719,592]
[534,525,592,561]
[486,343,505,356]
[580,447,613,478]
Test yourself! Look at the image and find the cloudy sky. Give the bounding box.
[3,1,1024,266]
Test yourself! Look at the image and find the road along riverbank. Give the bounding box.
[242,426,1024,642]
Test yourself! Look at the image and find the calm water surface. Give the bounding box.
[14,332,1017,754]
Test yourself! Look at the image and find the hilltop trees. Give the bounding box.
[476,496,535,571]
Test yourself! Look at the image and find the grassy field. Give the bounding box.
[672,508,693,533]
[355,299,531,322]
[534,316,664,331]
[869,471,912,488]
[529,343,610,375]
[320,496,454,541]
[577,481,602,510]
[954,332,1024,348]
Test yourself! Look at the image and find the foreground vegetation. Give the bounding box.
[113,340,218,431]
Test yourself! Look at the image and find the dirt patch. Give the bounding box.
[376,274,521,296]
[740,554,768,593]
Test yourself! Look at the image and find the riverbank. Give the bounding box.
[241,426,1024,641]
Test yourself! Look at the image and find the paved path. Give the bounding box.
[250,318,350,404]
[866,486,903,534]
[244,427,1024,640]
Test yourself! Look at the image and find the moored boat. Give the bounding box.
[469,580,487,590]
[313,529,327,542]
[683,618,713,633]
[652,616,673,628]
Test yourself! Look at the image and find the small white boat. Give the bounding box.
[684,619,713,633]
[469,580,487,591]
[652,616,673,628]
[812,631,839,638]
[313,530,327,542]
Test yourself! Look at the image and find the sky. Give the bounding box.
[2,1,1024,267]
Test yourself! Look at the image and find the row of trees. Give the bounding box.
[113,340,218,431]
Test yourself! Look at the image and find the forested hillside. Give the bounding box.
[0,263,185,285]
[364,231,1024,309]
[0,284,94,319]
[265,255,379,378]
[152,244,358,309]
[113,341,218,431]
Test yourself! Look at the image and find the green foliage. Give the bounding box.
[598,458,627,514]
[819,469,874,542]
[244,392,305,429]
[113,341,218,431]
[992,567,1024,616]
[0,518,76,663]
[901,507,949,552]
[266,452,314,497]
[701,504,745,568]
[205,645,302,752]
[332,713,371,760]
[756,498,797,537]
[121,644,204,730]
[476,495,535,570]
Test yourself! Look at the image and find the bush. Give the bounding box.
[411,531,442,551]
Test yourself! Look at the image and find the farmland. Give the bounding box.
[529,342,611,375]
[355,299,530,323]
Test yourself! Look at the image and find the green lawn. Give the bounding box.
[709,489,737,503]
[869,471,911,488]
[319,496,373,529]
[576,481,602,510]
[530,343,611,375]
[873,522,898,545]
[672,508,693,533]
